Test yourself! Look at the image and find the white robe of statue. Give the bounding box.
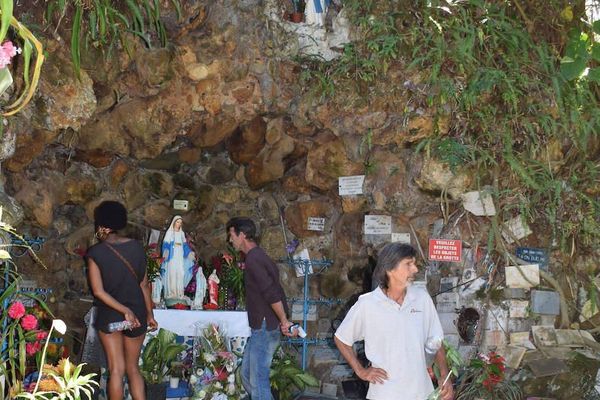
[167,230,186,298]
[161,216,195,302]
[192,268,207,310]
[151,277,163,305]
[305,0,327,26]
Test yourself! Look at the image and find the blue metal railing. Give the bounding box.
[281,257,341,370]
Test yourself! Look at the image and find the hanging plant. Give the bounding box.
[0,0,45,116]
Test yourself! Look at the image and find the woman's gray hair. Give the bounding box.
[373,243,418,290]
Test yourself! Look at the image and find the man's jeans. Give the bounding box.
[241,320,280,399]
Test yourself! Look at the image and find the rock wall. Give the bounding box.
[3,2,581,378]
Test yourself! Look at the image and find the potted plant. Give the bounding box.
[140,329,186,400]
[270,347,319,400]
[168,362,185,389]
[290,0,305,23]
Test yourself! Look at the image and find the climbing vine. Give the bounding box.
[299,0,600,255]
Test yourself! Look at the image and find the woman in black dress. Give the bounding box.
[86,201,158,400]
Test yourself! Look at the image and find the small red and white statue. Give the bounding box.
[208,269,220,308]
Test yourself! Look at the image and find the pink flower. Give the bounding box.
[25,341,41,356]
[222,253,233,266]
[8,301,26,319]
[36,330,48,340]
[217,351,234,360]
[21,314,38,331]
[1,41,17,57]
[0,41,19,69]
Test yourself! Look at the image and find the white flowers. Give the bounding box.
[52,319,67,335]
[226,383,236,395]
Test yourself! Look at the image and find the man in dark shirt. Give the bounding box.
[226,217,294,399]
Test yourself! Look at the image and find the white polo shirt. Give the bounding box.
[335,285,444,400]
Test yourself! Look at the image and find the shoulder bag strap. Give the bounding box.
[104,242,139,281]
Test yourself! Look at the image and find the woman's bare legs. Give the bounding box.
[99,332,146,400]
[124,334,146,400]
[99,331,126,400]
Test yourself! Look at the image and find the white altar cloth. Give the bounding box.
[153,309,251,337]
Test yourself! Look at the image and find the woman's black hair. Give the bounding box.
[94,201,128,231]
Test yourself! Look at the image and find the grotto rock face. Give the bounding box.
[32,46,97,132]
[3,0,483,345]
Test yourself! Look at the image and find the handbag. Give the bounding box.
[104,242,139,281]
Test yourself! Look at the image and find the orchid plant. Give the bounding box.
[0,0,44,116]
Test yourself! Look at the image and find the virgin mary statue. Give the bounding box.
[161,216,195,303]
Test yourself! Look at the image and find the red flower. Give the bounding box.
[214,366,228,381]
[25,341,41,356]
[36,330,48,340]
[8,301,25,319]
[204,303,218,310]
[148,243,158,249]
[172,303,188,310]
[21,314,38,331]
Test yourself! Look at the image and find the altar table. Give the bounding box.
[153,309,251,338]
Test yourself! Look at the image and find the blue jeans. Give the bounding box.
[241,320,280,400]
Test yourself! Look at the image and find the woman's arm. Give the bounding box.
[87,257,140,328]
[140,272,158,331]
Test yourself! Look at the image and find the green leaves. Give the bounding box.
[270,348,319,399]
[559,26,600,83]
[140,328,185,384]
[0,0,14,43]
[47,0,177,76]
[70,5,82,78]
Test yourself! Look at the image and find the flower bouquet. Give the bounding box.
[455,351,522,400]
[145,243,163,283]
[220,247,245,310]
[0,299,51,397]
[190,324,240,400]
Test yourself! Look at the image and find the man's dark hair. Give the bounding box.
[226,217,258,242]
[373,243,417,290]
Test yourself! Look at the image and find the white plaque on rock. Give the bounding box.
[509,300,529,319]
[505,264,540,288]
[461,190,496,216]
[364,215,392,235]
[173,199,189,211]
[307,217,325,231]
[338,175,365,196]
[391,233,411,244]
[502,215,532,244]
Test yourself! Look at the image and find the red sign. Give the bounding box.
[428,239,462,262]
